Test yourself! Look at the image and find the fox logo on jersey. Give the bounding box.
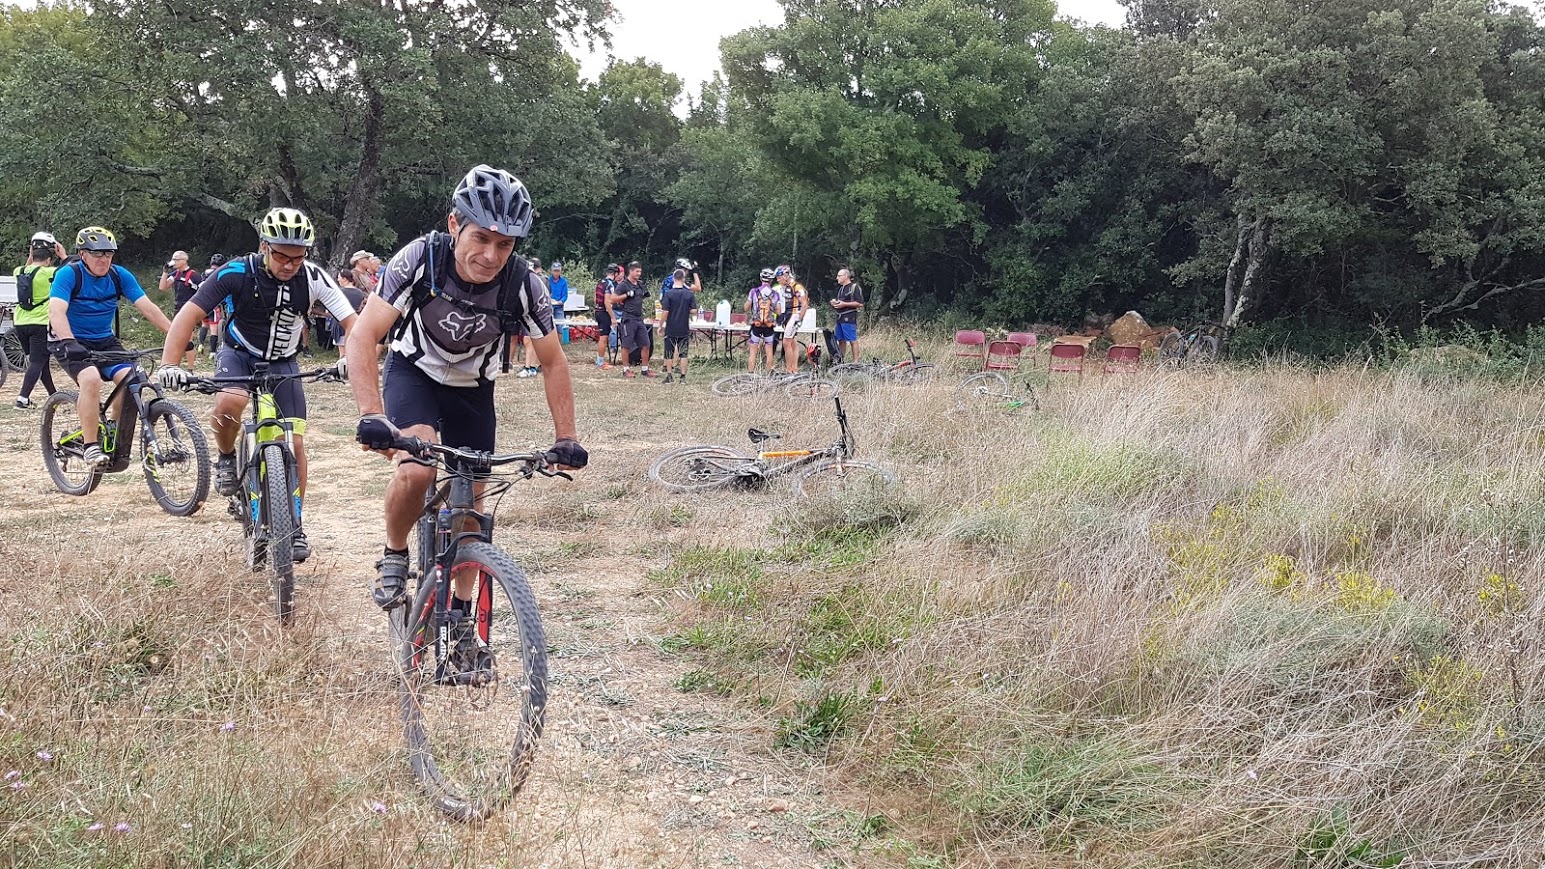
[439,310,486,342]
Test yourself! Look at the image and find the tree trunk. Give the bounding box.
[716,231,725,286]
[329,81,386,268]
[1222,215,1270,328]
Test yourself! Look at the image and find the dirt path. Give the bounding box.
[1,357,859,867]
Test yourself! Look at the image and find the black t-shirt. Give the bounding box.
[169,267,203,308]
[837,282,864,325]
[662,286,697,339]
[616,279,646,319]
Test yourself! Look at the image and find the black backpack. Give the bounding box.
[65,260,126,336]
[15,266,45,310]
[389,231,533,342]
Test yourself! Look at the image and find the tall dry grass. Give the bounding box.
[646,352,1545,866]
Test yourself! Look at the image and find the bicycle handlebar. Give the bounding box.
[183,365,344,394]
[391,435,573,481]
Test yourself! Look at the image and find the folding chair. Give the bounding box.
[730,313,748,325]
[953,330,986,369]
[985,339,1024,372]
[1102,344,1142,376]
[1048,342,1087,381]
[1006,331,1037,351]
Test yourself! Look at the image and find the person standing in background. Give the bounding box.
[831,267,864,362]
[349,250,381,292]
[158,250,202,368]
[11,232,63,408]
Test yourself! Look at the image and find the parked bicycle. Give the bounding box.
[181,364,342,623]
[381,433,567,820]
[1159,322,1227,367]
[955,371,1041,412]
[710,370,841,400]
[648,396,897,496]
[40,349,211,515]
[828,339,937,384]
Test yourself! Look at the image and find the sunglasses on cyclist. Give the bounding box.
[266,249,308,267]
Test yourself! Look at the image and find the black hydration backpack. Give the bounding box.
[389,231,534,342]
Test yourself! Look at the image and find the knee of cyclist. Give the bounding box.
[394,460,435,491]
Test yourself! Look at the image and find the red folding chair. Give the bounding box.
[985,339,1024,372]
[1102,344,1142,376]
[953,330,986,369]
[1048,342,1087,381]
[1006,331,1037,351]
[730,313,748,325]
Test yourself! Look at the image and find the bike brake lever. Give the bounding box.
[537,467,573,481]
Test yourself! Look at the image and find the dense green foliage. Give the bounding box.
[3,0,1543,337]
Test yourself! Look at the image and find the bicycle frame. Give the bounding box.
[56,359,170,473]
[748,397,855,478]
[237,385,301,538]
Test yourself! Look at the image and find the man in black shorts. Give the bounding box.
[593,263,619,369]
[607,260,656,378]
[659,267,696,383]
[347,165,587,667]
[157,208,359,562]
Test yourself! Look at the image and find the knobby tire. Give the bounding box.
[263,443,296,623]
[143,398,212,516]
[40,391,102,496]
[647,445,756,492]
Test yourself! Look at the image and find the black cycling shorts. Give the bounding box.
[664,335,690,357]
[215,348,308,431]
[382,352,495,453]
[595,309,613,333]
[57,336,131,381]
[619,319,652,352]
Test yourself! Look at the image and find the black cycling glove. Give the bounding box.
[356,414,401,450]
[547,437,588,470]
[61,340,90,362]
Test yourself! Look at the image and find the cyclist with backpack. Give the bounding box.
[155,208,359,562]
[775,265,808,374]
[12,232,64,409]
[47,227,175,468]
[745,267,784,375]
[346,164,588,622]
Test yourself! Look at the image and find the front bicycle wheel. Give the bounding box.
[828,362,873,381]
[783,376,840,400]
[1158,332,1186,367]
[40,391,102,496]
[142,399,211,516]
[888,362,938,384]
[2,332,23,375]
[956,371,1009,407]
[392,540,547,820]
[647,445,756,492]
[262,443,297,623]
[710,373,763,397]
[794,459,899,498]
[1190,335,1221,366]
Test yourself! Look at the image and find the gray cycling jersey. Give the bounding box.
[380,235,554,387]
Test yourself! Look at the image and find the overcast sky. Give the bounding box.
[572,0,1128,98]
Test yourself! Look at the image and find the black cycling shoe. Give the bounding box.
[439,610,497,686]
[372,552,410,610]
[215,452,239,497]
[291,528,311,563]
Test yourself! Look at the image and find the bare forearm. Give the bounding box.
[347,338,385,415]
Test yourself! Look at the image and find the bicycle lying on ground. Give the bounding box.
[1159,322,1228,367]
[828,339,937,384]
[40,349,210,515]
[380,433,567,820]
[955,371,1041,412]
[647,396,897,495]
[182,364,343,623]
[710,370,841,399]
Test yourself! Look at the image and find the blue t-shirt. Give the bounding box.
[50,263,146,341]
[548,275,569,305]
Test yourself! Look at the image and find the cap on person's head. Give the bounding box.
[550,261,563,271]
[29,231,56,247]
[606,263,621,275]
[627,260,642,271]
[349,250,375,266]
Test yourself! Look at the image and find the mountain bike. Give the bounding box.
[828,339,937,385]
[1159,322,1228,367]
[0,312,17,389]
[383,433,568,820]
[710,370,841,400]
[183,364,342,623]
[647,396,897,496]
[40,349,210,515]
[955,371,1040,412]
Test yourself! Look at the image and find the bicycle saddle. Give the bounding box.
[747,427,781,444]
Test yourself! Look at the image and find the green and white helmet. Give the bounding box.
[259,207,316,248]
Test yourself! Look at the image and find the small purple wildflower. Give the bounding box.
[36,751,52,762]
[87,822,105,832]
[3,770,18,781]
[112,822,131,833]
[368,800,388,815]
[219,721,236,733]
[9,781,26,790]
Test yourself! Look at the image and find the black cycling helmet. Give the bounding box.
[75,226,118,252]
[605,263,621,275]
[759,267,775,282]
[451,164,534,239]
[208,253,228,267]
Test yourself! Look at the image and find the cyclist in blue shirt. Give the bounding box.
[547,261,569,314]
[49,226,174,468]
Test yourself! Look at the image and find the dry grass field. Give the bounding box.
[2,329,1543,867]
